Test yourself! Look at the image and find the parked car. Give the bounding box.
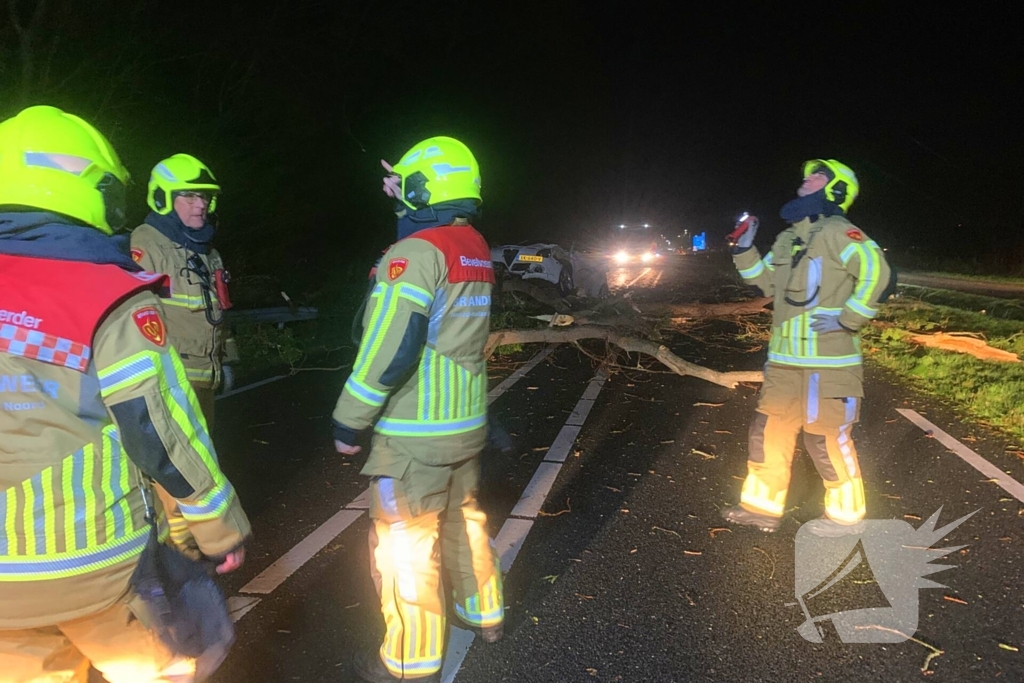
[491,241,575,295]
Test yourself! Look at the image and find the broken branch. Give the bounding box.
[486,326,763,388]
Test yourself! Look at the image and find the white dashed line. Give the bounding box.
[442,370,608,682]
[216,375,289,400]
[626,268,651,287]
[898,409,1024,503]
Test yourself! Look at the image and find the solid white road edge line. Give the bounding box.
[897,409,1024,503]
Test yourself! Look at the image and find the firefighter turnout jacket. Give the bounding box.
[0,253,249,629]
[130,224,231,389]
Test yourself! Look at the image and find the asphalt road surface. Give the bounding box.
[164,254,1023,682]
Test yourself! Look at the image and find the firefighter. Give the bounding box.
[130,154,238,428]
[0,106,249,681]
[723,159,892,535]
[333,137,503,682]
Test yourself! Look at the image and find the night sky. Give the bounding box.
[2,2,1020,289]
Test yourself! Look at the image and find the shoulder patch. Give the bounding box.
[130,247,144,263]
[388,258,409,280]
[846,229,864,242]
[132,307,167,347]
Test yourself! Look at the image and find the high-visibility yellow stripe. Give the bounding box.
[41,468,55,556]
[4,489,16,556]
[20,478,34,556]
[82,446,97,550]
[62,454,75,554]
[101,433,116,545]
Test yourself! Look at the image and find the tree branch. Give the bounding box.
[486,327,764,389]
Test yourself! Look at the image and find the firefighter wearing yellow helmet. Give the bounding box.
[0,106,249,681]
[333,136,503,682]
[724,159,893,536]
[130,154,238,428]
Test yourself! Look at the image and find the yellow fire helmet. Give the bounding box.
[391,136,481,210]
[803,158,860,212]
[0,105,130,233]
[147,153,221,215]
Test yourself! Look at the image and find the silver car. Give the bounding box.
[491,242,575,295]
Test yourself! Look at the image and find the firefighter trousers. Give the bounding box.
[0,595,194,683]
[368,454,503,679]
[740,365,866,524]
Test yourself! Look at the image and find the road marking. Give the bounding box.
[510,463,564,518]
[652,269,665,288]
[626,268,651,287]
[239,510,364,595]
[487,345,557,402]
[227,595,262,622]
[898,409,1024,503]
[442,370,608,682]
[228,345,556,618]
[217,375,289,400]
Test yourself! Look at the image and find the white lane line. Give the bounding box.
[494,517,534,572]
[227,595,262,623]
[544,426,583,464]
[238,510,364,595]
[488,345,557,402]
[443,370,608,682]
[216,375,289,400]
[652,269,665,288]
[230,345,554,609]
[626,268,651,288]
[898,409,1024,503]
[509,463,564,519]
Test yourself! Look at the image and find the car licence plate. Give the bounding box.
[517,255,544,262]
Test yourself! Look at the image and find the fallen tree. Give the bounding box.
[486,326,764,389]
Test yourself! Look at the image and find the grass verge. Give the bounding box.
[864,300,1024,442]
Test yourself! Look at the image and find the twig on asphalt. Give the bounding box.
[853,626,944,673]
[538,498,571,517]
[752,547,776,580]
[651,526,681,538]
[709,527,731,539]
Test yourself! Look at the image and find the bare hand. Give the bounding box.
[335,440,362,455]
[215,547,245,574]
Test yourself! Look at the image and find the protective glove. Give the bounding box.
[810,312,853,334]
[728,213,759,251]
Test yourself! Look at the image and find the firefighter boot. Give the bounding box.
[353,648,441,683]
[451,610,504,644]
[721,506,781,532]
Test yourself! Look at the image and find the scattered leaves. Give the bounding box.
[542,575,558,584]
[999,643,1019,652]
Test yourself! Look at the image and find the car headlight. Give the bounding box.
[641,252,653,263]
[614,250,629,264]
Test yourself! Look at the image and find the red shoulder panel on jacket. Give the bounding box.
[410,225,495,284]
